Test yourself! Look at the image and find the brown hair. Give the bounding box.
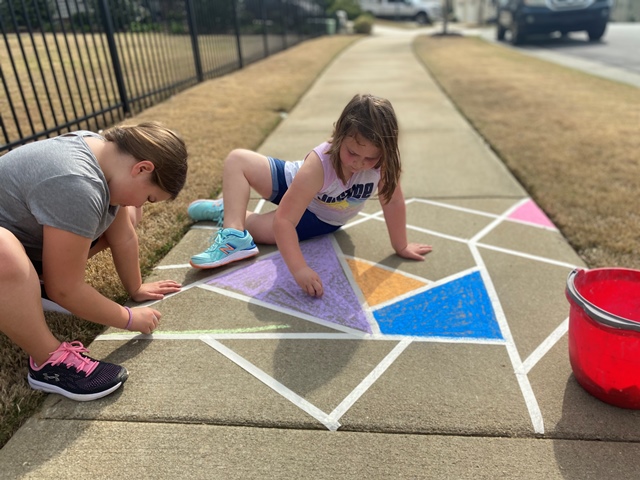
[103,121,188,199]
[326,94,400,203]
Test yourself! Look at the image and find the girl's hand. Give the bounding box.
[396,243,433,261]
[131,280,182,302]
[293,266,324,297]
[130,307,161,334]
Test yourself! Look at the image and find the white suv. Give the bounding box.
[359,0,443,25]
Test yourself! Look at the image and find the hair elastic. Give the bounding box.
[124,306,133,330]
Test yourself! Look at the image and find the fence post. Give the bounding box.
[260,0,269,57]
[232,0,243,69]
[185,0,203,83]
[97,0,129,115]
[281,0,287,49]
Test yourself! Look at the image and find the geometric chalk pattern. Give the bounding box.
[208,235,374,333]
[97,196,573,435]
[345,257,427,307]
[373,270,502,339]
[508,198,556,229]
[208,236,503,339]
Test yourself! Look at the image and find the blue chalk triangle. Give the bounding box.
[373,271,502,339]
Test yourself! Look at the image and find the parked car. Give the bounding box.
[359,0,442,25]
[495,0,613,45]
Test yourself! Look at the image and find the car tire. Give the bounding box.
[510,22,526,45]
[497,24,506,41]
[587,22,607,41]
[415,12,429,25]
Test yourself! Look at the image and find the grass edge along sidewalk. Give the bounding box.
[0,34,361,450]
[414,35,640,272]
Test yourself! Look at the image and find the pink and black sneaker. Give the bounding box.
[28,341,128,401]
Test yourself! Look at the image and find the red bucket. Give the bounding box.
[565,268,640,409]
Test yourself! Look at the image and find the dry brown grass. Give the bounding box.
[0,33,360,449]
[414,35,640,269]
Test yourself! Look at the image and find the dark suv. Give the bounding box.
[496,0,612,45]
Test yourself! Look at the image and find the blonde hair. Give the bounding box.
[103,121,188,199]
[326,94,400,203]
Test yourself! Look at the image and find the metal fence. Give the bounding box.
[0,0,329,152]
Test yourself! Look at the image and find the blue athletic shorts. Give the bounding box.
[267,157,341,242]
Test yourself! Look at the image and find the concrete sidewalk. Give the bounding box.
[3,26,640,479]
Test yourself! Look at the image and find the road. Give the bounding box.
[474,22,640,88]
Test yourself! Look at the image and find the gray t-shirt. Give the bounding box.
[0,131,118,262]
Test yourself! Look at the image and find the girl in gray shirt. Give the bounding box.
[0,122,187,401]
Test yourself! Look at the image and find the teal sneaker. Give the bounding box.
[188,198,224,223]
[190,228,259,269]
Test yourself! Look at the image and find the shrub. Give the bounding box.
[353,14,374,34]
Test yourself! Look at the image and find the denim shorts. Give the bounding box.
[267,157,340,242]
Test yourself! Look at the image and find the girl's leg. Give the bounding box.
[0,228,60,365]
[246,210,277,244]
[222,149,273,232]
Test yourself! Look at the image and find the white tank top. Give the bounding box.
[283,142,380,226]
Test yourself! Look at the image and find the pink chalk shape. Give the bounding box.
[509,199,555,229]
[207,236,371,333]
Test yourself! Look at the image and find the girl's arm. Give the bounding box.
[42,226,160,334]
[102,208,181,302]
[102,207,142,296]
[380,181,433,260]
[273,151,325,297]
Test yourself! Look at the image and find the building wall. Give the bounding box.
[611,0,640,22]
[453,0,496,25]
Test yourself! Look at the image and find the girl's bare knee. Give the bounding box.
[224,149,251,171]
[0,230,31,283]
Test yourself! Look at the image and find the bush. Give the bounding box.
[353,14,374,34]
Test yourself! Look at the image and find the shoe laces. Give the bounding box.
[47,341,99,376]
[205,229,235,253]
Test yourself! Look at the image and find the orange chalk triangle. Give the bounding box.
[346,258,427,307]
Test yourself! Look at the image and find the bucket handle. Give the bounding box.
[566,268,640,332]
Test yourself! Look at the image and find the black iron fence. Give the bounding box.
[0,0,329,152]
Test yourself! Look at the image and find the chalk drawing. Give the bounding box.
[94,196,576,435]
[207,235,373,333]
[508,198,556,229]
[373,271,502,339]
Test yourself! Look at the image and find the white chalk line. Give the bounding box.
[96,331,506,344]
[137,196,572,435]
[329,338,413,422]
[370,267,479,312]
[330,235,380,335]
[201,336,341,431]
[522,318,569,375]
[468,200,546,434]
[198,283,369,337]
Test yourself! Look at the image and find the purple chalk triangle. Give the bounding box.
[207,236,371,333]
